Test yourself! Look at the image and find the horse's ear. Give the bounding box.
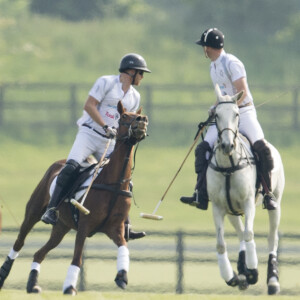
[232,90,244,103]
[136,107,142,114]
[117,101,127,114]
[214,84,222,102]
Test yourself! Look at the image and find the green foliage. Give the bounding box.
[29,0,149,21]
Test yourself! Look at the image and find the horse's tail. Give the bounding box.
[25,159,66,217]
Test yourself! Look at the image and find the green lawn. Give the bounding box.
[0,138,299,234]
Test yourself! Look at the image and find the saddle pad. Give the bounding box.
[49,165,105,202]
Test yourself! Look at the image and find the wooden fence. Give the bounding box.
[0,82,299,146]
[0,227,300,295]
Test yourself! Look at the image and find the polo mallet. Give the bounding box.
[140,115,213,221]
[71,138,112,215]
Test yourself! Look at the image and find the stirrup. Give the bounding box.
[124,224,146,241]
[180,191,197,205]
[41,208,58,225]
[263,193,277,210]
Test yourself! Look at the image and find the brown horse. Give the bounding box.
[0,102,148,294]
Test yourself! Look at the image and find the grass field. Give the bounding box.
[1,290,300,300]
[0,137,299,232]
[0,138,300,298]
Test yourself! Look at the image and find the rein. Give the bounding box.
[91,114,146,231]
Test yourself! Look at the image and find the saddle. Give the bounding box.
[49,158,110,227]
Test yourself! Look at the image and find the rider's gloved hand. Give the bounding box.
[103,125,117,138]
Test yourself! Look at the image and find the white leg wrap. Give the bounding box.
[62,265,80,292]
[239,240,246,252]
[246,240,258,269]
[117,245,129,272]
[8,248,19,260]
[217,252,234,282]
[31,262,41,273]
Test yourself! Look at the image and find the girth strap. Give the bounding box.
[225,174,242,216]
[92,183,132,198]
[209,158,255,174]
[209,157,255,216]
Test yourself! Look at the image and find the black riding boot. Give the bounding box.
[124,217,146,242]
[124,182,146,241]
[180,141,211,210]
[41,159,80,225]
[253,140,277,210]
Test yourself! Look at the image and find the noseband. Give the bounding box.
[118,115,148,145]
[215,101,239,145]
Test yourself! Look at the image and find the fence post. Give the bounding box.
[176,230,184,294]
[144,85,152,122]
[293,88,299,130]
[0,84,4,126]
[70,84,78,126]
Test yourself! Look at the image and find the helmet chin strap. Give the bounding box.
[124,70,138,85]
[204,46,208,58]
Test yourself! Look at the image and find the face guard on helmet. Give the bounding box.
[196,28,224,49]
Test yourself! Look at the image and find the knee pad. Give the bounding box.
[195,141,211,173]
[253,139,274,171]
[56,159,81,186]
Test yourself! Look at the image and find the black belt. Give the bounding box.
[238,102,252,109]
[82,123,108,139]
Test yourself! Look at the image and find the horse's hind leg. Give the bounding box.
[27,221,70,293]
[0,186,49,289]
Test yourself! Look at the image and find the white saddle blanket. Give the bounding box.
[49,162,107,202]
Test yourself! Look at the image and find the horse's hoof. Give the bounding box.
[63,285,77,295]
[237,274,249,290]
[114,270,128,290]
[268,277,280,295]
[246,268,258,285]
[226,271,239,287]
[30,285,42,293]
[26,269,41,293]
[0,256,15,289]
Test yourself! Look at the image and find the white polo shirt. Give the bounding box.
[77,75,140,135]
[209,50,253,106]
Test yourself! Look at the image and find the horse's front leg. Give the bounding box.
[267,207,281,295]
[243,200,258,285]
[62,227,88,295]
[212,204,238,287]
[227,215,249,290]
[108,222,129,290]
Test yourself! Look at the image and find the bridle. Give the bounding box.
[215,101,239,148]
[210,100,256,216]
[117,114,148,146]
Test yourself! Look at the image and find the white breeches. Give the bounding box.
[205,107,264,148]
[67,126,115,163]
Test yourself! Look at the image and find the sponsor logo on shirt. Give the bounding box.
[105,111,120,120]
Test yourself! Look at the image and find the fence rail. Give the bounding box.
[0,227,299,294]
[0,82,299,146]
